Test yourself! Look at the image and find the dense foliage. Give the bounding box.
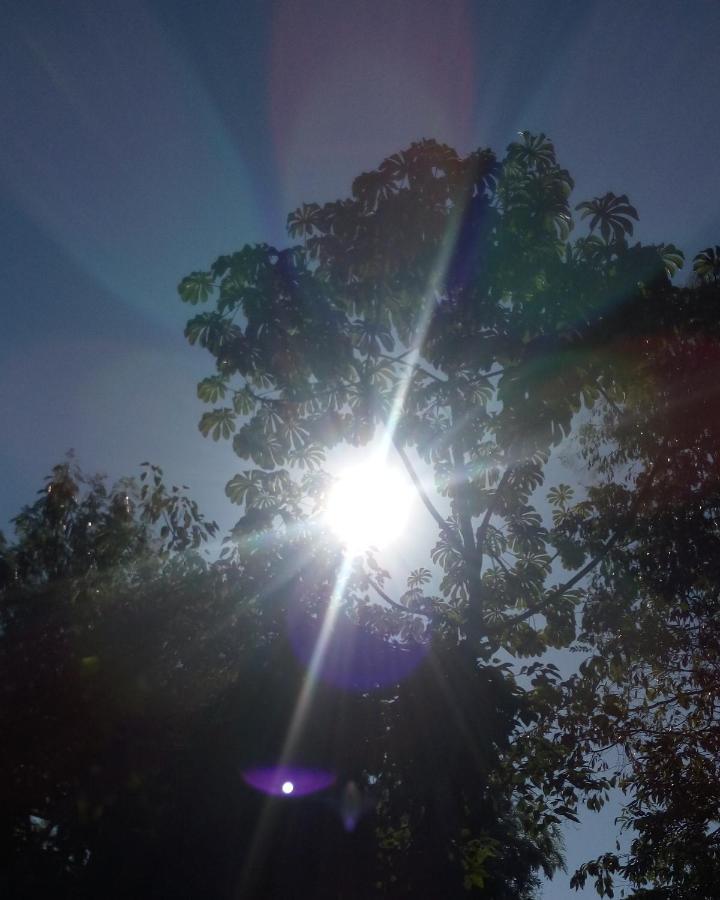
[4,133,720,897]
[558,279,720,897]
[179,133,720,896]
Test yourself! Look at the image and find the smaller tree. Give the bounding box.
[0,459,242,898]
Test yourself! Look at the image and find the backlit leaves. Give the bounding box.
[693,245,720,282]
[178,271,215,304]
[576,192,639,244]
[547,484,574,509]
[197,376,228,404]
[198,408,236,441]
[179,135,720,896]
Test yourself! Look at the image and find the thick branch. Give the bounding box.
[476,465,513,577]
[368,576,412,614]
[392,440,451,532]
[451,452,477,561]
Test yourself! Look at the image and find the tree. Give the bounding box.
[7,134,713,897]
[0,459,237,898]
[542,276,720,897]
[178,133,693,894]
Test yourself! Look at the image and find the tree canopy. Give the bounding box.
[3,133,720,897]
[178,132,720,896]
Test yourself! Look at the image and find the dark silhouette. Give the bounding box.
[3,134,720,896]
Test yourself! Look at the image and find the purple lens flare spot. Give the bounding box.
[242,766,336,797]
[288,604,428,691]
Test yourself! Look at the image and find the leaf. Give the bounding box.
[197,376,228,404]
[178,271,215,304]
[198,408,236,441]
[232,422,286,468]
[225,471,262,506]
[407,567,432,589]
[547,484,574,508]
[232,388,257,416]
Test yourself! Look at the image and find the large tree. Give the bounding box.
[178,133,692,894]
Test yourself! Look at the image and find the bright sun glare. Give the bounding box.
[324,459,414,554]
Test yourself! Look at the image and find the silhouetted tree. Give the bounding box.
[178,133,697,895]
[6,132,718,898]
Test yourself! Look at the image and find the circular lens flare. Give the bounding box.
[242,767,335,798]
[324,461,413,553]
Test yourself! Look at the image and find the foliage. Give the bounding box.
[549,283,720,897]
[1,461,560,898]
[177,132,710,894]
[692,244,720,283]
[0,460,236,898]
[6,131,719,897]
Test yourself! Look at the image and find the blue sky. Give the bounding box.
[2,1,720,893]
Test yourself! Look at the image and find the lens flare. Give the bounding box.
[242,766,335,798]
[324,460,414,553]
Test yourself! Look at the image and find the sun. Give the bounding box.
[323,459,414,554]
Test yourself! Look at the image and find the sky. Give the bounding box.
[2,0,720,894]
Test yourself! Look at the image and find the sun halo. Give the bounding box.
[323,459,414,554]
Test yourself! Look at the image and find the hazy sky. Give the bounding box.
[2,1,720,893]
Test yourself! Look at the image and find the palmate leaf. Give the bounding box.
[287,443,325,470]
[178,271,215,304]
[693,245,720,282]
[351,319,395,355]
[232,388,257,416]
[657,243,684,277]
[575,192,638,244]
[232,422,286,468]
[225,470,267,507]
[280,421,311,451]
[506,131,558,173]
[287,203,322,239]
[407,567,432,589]
[547,484,574,509]
[184,312,235,351]
[196,376,228,405]
[198,408,236,441]
[431,531,463,571]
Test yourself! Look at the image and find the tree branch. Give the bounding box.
[376,352,447,384]
[391,438,469,561]
[476,465,513,577]
[367,575,412,614]
[499,459,661,631]
[597,382,623,418]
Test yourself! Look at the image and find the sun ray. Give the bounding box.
[237,555,352,891]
